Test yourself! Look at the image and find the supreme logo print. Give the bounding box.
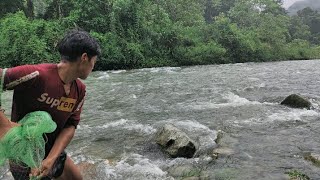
[37,93,76,112]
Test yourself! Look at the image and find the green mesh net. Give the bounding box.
[0,111,57,168]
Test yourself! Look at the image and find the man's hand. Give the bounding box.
[31,126,75,178]
[38,157,56,178]
[29,158,56,178]
[29,168,41,178]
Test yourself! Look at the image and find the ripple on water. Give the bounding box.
[96,153,172,180]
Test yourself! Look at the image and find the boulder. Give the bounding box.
[156,124,196,158]
[280,94,311,109]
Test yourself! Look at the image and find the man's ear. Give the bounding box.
[80,53,88,62]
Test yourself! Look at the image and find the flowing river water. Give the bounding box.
[1,60,320,179]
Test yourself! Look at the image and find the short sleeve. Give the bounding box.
[64,89,86,129]
[3,65,39,91]
[64,108,82,128]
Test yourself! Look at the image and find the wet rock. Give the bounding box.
[182,177,201,180]
[194,135,217,157]
[304,152,320,167]
[210,130,238,160]
[280,94,311,109]
[285,169,310,180]
[78,162,97,180]
[182,176,209,180]
[212,147,235,159]
[156,124,196,158]
[215,130,224,144]
[212,168,239,180]
[168,165,210,180]
[168,165,195,177]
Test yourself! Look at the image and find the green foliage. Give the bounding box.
[0,0,24,18]
[43,0,74,19]
[176,42,227,65]
[309,46,320,59]
[0,0,320,70]
[204,0,236,23]
[211,16,264,63]
[92,32,125,70]
[285,170,310,180]
[284,39,314,60]
[294,7,320,44]
[0,12,61,67]
[157,0,206,26]
[289,16,311,40]
[64,0,112,33]
[287,0,320,16]
[173,26,227,65]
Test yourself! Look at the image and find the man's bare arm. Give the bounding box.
[38,126,76,177]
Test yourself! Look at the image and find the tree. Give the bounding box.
[297,7,320,34]
[156,0,206,26]
[0,12,61,67]
[43,0,74,19]
[0,0,24,18]
[210,15,263,63]
[289,15,311,41]
[204,0,236,23]
[25,0,35,19]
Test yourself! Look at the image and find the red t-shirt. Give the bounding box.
[3,64,86,154]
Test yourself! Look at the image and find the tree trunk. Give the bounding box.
[25,0,34,19]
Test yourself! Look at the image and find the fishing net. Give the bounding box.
[0,111,57,168]
[0,68,57,179]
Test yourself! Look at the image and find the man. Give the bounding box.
[0,29,101,179]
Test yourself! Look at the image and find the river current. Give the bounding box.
[1,60,320,179]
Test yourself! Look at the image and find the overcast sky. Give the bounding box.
[283,0,300,8]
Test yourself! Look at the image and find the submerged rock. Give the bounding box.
[155,124,196,158]
[304,152,320,167]
[168,164,196,177]
[168,165,210,180]
[215,130,224,144]
[78,162,97,180]
[212,147,235,159]
[280,94,311,109]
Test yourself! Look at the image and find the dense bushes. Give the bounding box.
[0,0,320,70]
[0,12,63,67]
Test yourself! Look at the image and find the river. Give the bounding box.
[1,60,320,179]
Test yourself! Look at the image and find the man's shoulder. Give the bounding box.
[75,79,86,90]
[14,63,55,68]
[28,64,57,80]
[31,63,56,70]
[10,63,56,73]
[4,64,57,90]
[75,79,86,98]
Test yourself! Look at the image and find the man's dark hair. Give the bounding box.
[57,29,101,62]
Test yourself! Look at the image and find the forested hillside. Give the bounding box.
[287,0,320,15]
[0,0,320,70]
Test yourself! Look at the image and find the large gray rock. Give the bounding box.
[280,94,311,109]
[156,124,196,158]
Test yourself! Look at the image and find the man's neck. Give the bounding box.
[57,61,78,85]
